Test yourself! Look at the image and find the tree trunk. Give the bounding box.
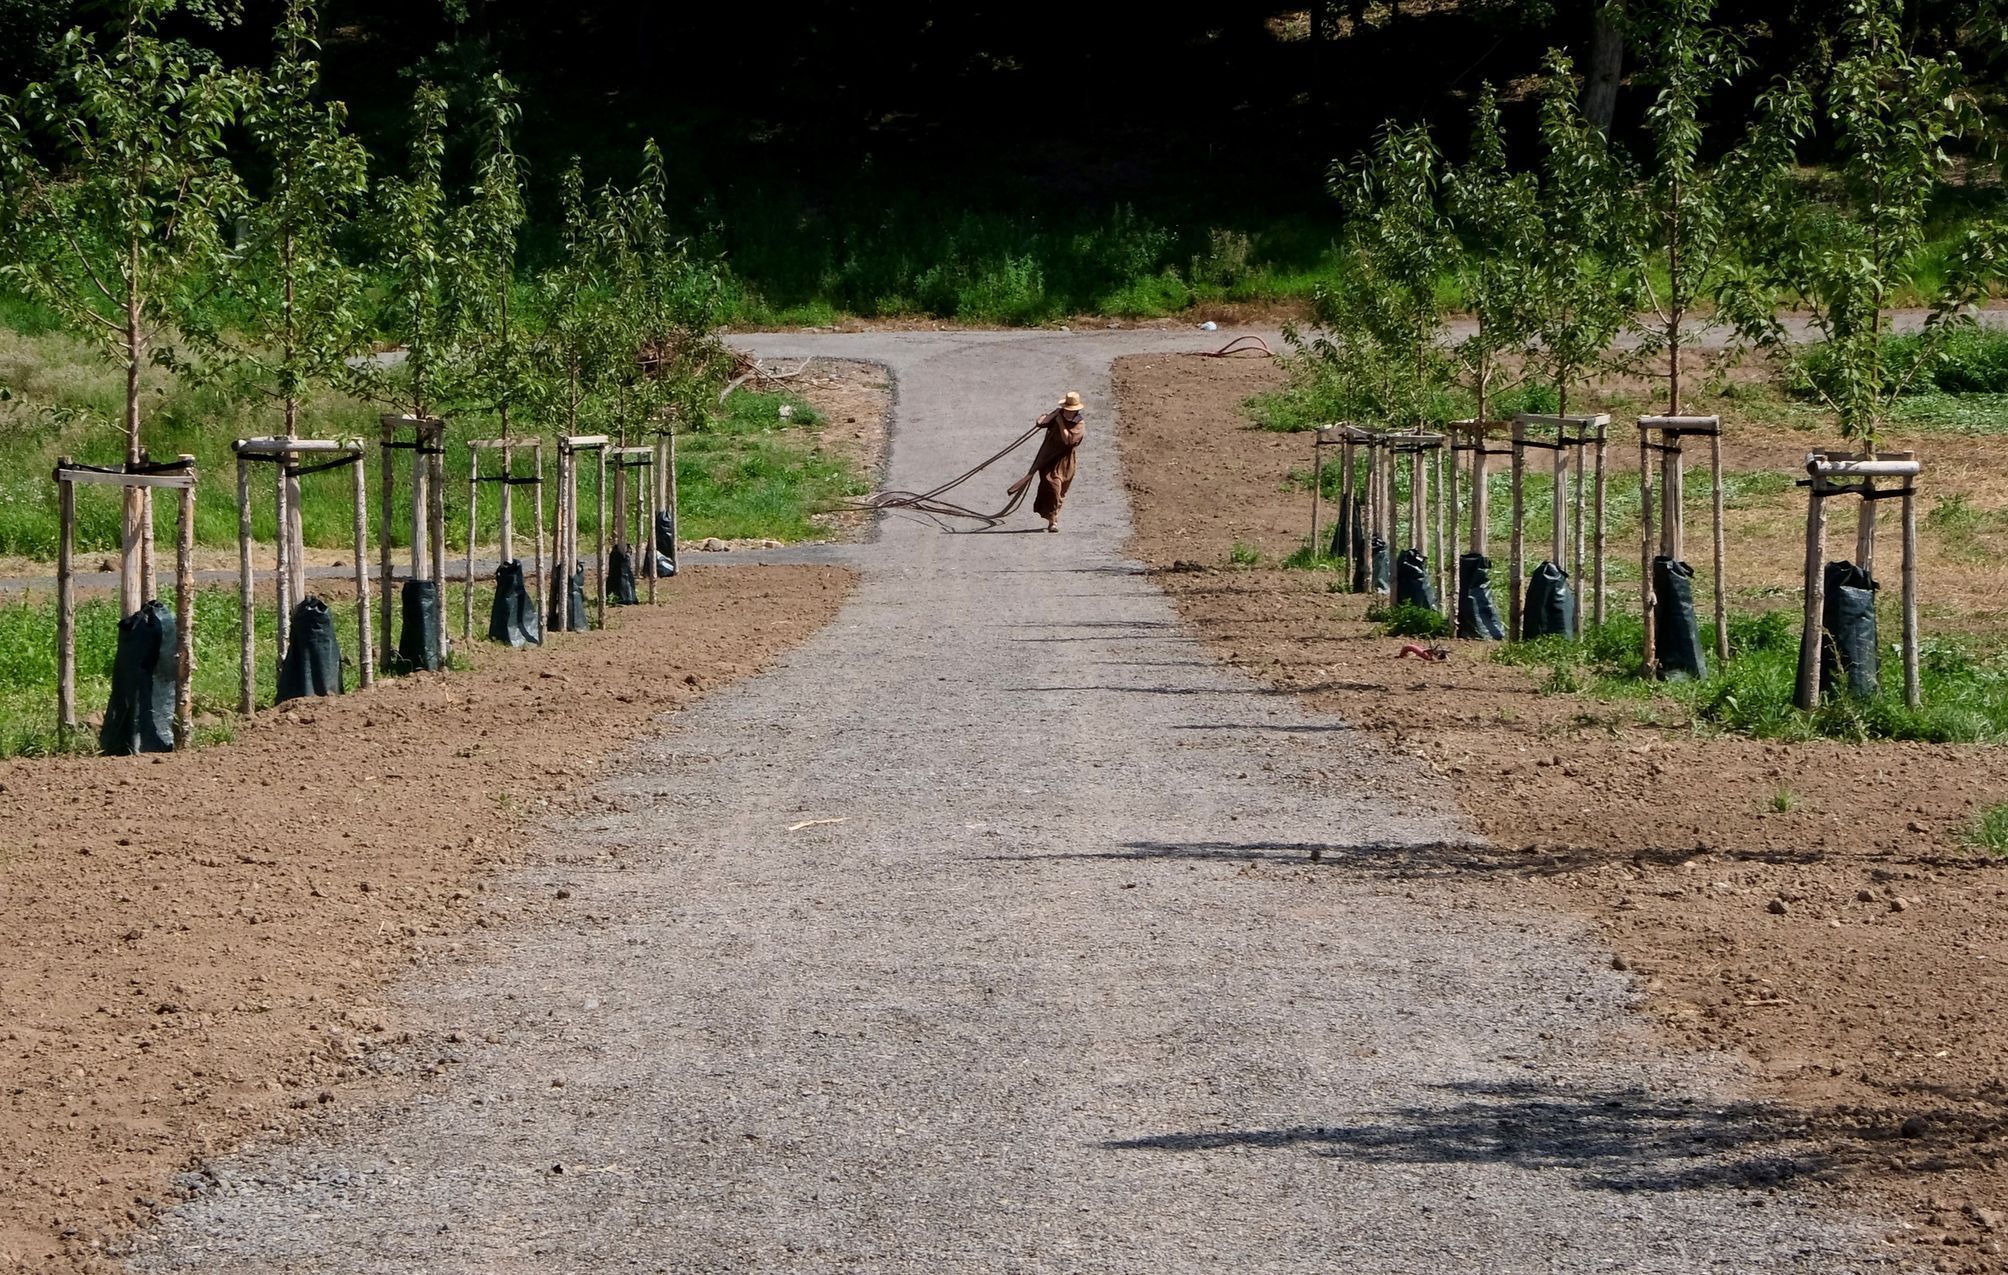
[1585,2,1625,133]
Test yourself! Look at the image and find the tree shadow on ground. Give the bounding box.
[985,838,1834,881]
[1100,1078,2008,1196]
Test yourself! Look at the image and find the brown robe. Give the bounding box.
[1009,410,1084,521]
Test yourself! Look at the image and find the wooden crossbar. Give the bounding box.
[233,437,363,456]
[54,467,195,490]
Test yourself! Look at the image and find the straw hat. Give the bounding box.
[1057,391,1084,412]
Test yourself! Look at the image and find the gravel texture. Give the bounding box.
[128,330,1906,1273]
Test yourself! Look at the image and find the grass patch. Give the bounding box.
[0,323,868,562]
[1967,803,2008,856]
[1375,601,1452,639]
[1228,541,1261,567]
[1493,609,2008,744]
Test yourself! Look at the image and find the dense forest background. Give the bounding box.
[1,0,2003,318]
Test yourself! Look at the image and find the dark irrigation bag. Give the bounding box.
[488,559,540,648]
[100,599,177,755]
[1348,501,1367,585]
[549,561,590,632]
[1652,556,1707,681]
[1370,534,1390,592]
[608,545,640,606]
[1392,547,1437,611]
[1522,560,1575,640]
[1821,560,1881,700]
[654,509,678,578]
[1457,553,1506,641]
[397,579,443,672]
[277,596,344,701]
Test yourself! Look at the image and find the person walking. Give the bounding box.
[1009,391,1086,533]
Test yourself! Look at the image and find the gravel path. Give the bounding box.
[129,330,1905,1274]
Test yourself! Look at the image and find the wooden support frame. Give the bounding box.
[53,457,198,750]
[554,435,611,632]
[1796,451,1923,711]
[1450,420,1512,621]
[377,415,448,672]
[464,436,548,642]
[610,445,659,605]
[232,437,373,713]
[1511,413,1611,640]
[1637,416,1727,678]
[1382,430,1450,616]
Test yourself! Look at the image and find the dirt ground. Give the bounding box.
[0,563,853,1272]
[1116,351,2008,1272]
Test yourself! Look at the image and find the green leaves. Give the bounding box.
[0,0,251,451]
[1720,0,1999,449]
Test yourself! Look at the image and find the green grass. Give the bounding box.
[1493,609,2008,744]
[1967,803,2008,856]
[1375,601,1452,639]
[1229,541,1261,566]
[0,322,869,562]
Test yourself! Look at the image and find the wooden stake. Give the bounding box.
[141,486,157,604]
[667,426,679,567]
[119,479,143,619]
[1471,432,1490,556]
[1902,477,1920,709]
[1710,428,1728,663]
[56,465,75,747]
[238,457,255,715]
[174,472,195,748]
[1796,477,1828,711]
[353,451,373,690]
[1434,443,1449,613]
[1641,428,1657,678]
[1592,423,1607,627]
[1409,445,1425,555]
[464,447,478,642]
[427,421,447,659]
[275,447,292,666]
[554,444,570,634]
[643,455,657,606]
[377,420,394,672]
[1446,437,1460,608]
[409,424,428,580]
[531,443,547,639]
[499,442,515,565]
[1509,421,1525,638]
[1856,475,1878,574]
[1551,422,1567,570]
[1309,435,1324,559]
[1571,427,1586,634]
[596,444,609,627]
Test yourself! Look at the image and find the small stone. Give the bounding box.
[1858,889,1878,903]
[1891,897,1910,913]
[1908,819,1929,834]
[555,888,571,900]
[1901,1114,1931,1138]
[1767,898,1790,915]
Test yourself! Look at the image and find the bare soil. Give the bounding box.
[1116,351,2008,1272]
[0,564,853,1272]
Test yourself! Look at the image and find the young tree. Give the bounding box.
[1446,82,1540,425]
[449,75,530,442]
[1335,122,1460,432]
[0,0,248,615]
[351,83,461,421]
[1717,0,1983,452]
[1522,48,1641,422]
[1627,0,1747,415]
[224,0,370,626]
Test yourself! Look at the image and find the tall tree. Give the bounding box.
[0,0,247,614]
